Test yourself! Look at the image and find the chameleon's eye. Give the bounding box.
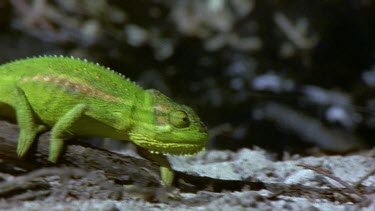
[169,110,190,128]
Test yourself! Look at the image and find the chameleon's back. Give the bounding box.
[0,56,142,98]
[0,56,144,129]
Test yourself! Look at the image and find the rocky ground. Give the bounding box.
[0,121,374,210]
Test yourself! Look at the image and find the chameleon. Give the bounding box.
[0,55,208,186]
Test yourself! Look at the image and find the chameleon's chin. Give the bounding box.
[131,138,205,155]
[129,132,207,155]
[141,142,205,156]
[151,145,205,156]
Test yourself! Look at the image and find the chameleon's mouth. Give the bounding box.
[132,138,205,155]
[129,131,208,155]
[146,142,205,155]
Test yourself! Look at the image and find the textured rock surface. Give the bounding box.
[0,141,373,210]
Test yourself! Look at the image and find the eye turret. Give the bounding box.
[169,110,190,128]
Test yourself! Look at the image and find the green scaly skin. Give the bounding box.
[0,56,208,186]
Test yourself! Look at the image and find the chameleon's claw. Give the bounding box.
[16,124,46,158]
[17,132,35,158]
[16,136,28,158]
[48,148,60,163]
[37,125,47,133]
[160,166,175,186]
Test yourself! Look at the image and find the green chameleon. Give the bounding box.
[0,55,208,185]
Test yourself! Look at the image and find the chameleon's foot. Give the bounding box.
[17,132,32,158]
[17,125,46,158]
[138,148,176,186]
[48,104,88,163]
[48,137,64,163]
[160,166,175,186]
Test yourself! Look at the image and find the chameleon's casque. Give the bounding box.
[0,55,208,185]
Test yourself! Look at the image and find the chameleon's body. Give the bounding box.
[0,55,208,185]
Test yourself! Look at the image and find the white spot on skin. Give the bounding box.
[64,81,72,87]
[53,78,61,84]
[80,86,88,92]
[32,75,41,80]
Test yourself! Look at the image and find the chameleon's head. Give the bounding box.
[129,89,208,155]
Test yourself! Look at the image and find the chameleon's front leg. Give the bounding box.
[14,87,46,158]
[48,104,88,163]
[138,148,175,186]
[150,154,175,186]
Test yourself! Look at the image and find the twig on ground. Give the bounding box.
[354,169,375,188]
[298,163,367,201]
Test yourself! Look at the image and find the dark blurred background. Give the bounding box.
[1,0,374,156]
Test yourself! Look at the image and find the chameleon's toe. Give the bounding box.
[16,125,46,158]
[48,153,59,163]
[160,166,175,186]
[16,133,34,158]
[36,125,47,133]
[16,143,27,158]
[48,137,65,163]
